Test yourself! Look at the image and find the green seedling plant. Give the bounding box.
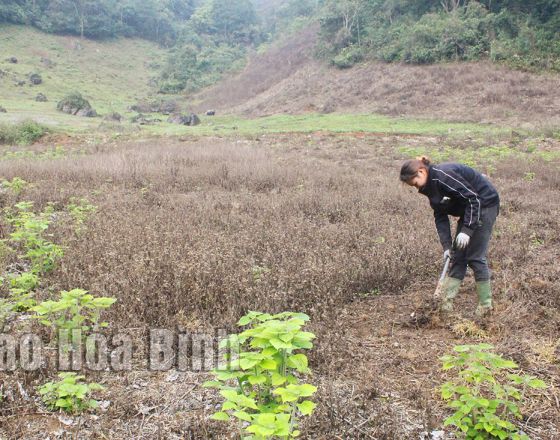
[1,177,29,196]
[441,344,547,440]
[38,372,104,414]
[6,272,39,311]
[66,197,97,231]
[204,311,317,439]
[6,201,63,273]
[0,298,15,332]
[31,289,116,342]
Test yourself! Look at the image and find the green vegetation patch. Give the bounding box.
[0,120,47,145]
[318,1,560,72]
[148,113,512,137]
[399,142,560,173]
[0,25,166,116]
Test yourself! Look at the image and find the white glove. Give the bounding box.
[455,232,470,249]
[443,249,451,261]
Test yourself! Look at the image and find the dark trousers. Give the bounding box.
[449,204,499,282]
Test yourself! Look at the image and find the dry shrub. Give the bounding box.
[0,137,432,330]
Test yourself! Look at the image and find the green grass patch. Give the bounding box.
[399,143,560,175]
[0,24,168,117]
[0,120,47,145]
[146,113,513,137]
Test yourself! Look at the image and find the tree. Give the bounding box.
[211,0,257,42]
[0,0,26,23]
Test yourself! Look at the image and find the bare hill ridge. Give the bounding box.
[193,28,560,129]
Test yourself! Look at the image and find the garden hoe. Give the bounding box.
[433,253,451,301]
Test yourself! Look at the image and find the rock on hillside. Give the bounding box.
[57,92,97,117]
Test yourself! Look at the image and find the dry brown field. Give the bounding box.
[0,130,558,439]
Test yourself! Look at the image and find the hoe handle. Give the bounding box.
[439,255,451,282]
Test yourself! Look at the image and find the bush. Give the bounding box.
[0,120,47,145]
[332,45,364,68]
[441,344,547,440]
[158,42,246,93]
[204,311,317,438]
[56,92,89,111]
[38,372,104,414]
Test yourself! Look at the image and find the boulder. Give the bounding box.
[167,113,191,125]
[0,106,7,113]
[57,92,97,117]
[76,108,97,117]
[35,93,48,102]
[159,99,179,115]
[7,57,17,64]
[189,113,201,126]
[29,73,42,85]
[104,112,123,122]
[15,80,25,87]
[167,113,201,126]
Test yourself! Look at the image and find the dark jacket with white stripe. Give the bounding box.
[419,163,500,250]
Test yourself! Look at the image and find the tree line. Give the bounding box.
[0,0,197,44]
[316,0,560,70]
[2,0,557,93]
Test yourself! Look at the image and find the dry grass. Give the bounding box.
[193,29,560,129]
[0,132,559,438]
[192,26,319,114]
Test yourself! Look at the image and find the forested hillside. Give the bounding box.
[317,0,560,71]
[1,0,558,96]
[0,0,196,43]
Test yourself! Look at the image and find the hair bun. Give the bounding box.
[416,155,431,166]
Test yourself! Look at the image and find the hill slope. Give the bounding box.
[0,25,166,127]
[193,28,560,129]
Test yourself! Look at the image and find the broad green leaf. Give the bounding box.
[220,389,240,401]
[297,400,316,416]
[271,372,286,386]
[527,378,546,389]
[240,358,259,370]
[211,412,230,421]
[269,338,292,350]
[238,315,254,326]
[289,383,317,397]
[287,354,308,372]
[233,411,252,422]
[88,399,99,408]
[222,401,238,410]
[248,375,267,385]
[260,358,277,370]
